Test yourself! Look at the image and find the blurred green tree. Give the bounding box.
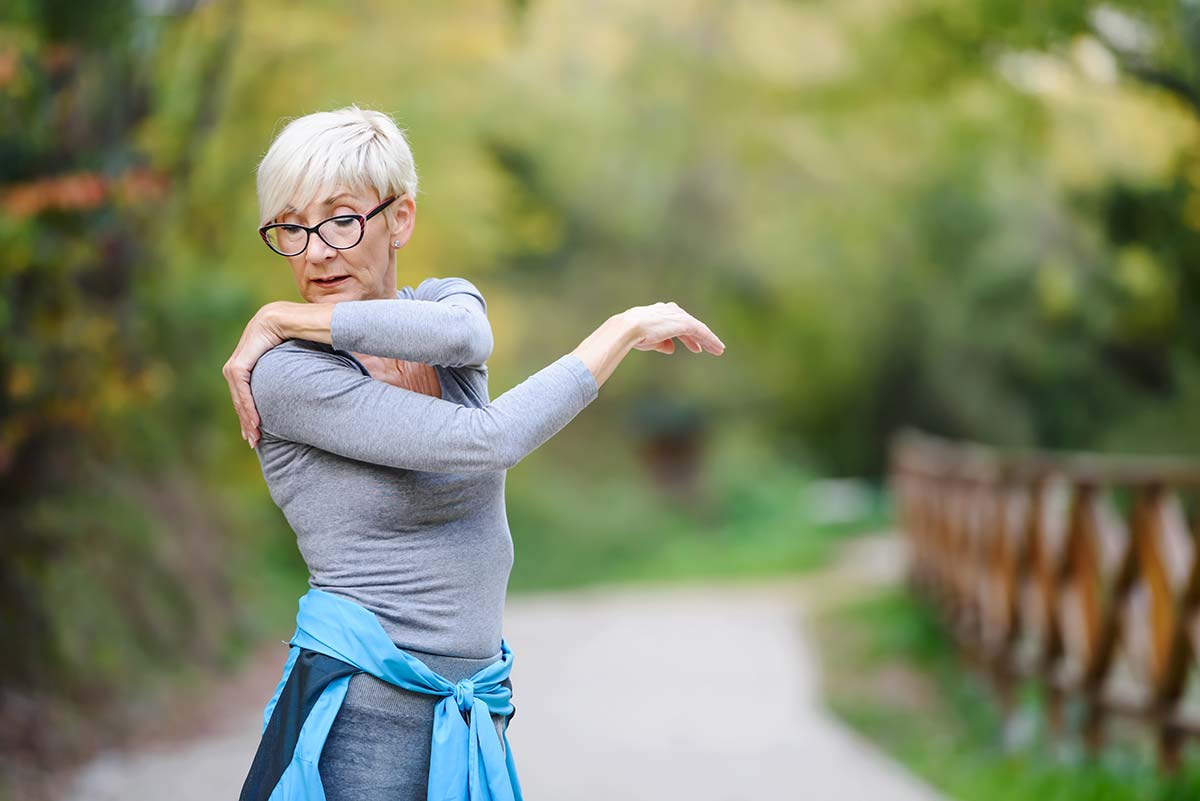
[0,0,245,774]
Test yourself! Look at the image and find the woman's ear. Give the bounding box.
[389,195,416,249]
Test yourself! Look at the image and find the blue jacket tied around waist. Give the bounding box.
[239,588,524,801]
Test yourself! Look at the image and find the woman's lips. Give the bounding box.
[312,275,349,288]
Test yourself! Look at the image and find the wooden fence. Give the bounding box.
[889,428,1200,770]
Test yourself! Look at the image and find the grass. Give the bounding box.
[811,584,1200,801]
[504,425,891,591]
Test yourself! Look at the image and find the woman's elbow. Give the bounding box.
[481,431,522,471]
[455,314,494,368]
[441,442,518,473]
[440,411,519,471]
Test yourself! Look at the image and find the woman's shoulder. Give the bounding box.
[250,339,364,396]
[260,337,343,361]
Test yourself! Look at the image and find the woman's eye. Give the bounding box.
[332,218,357,229]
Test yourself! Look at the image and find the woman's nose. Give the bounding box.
[306,234,337,262]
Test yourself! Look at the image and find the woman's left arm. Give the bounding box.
[222,276,493,446]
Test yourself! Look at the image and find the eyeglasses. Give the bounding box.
[259,195,398,257]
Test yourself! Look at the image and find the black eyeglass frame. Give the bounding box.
[258,195,399,256]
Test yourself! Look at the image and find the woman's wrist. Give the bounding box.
[570,312,641,389]
[264,301,335,345]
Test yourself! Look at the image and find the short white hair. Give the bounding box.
[255,104,418,226]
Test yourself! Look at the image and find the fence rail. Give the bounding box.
[889,427,1200,770]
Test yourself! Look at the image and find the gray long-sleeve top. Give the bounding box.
[250,276,599,658]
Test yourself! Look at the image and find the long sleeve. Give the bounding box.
[250,342,598,473]
[329,277,493,368]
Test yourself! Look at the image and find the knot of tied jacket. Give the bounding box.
[453,678,476,713]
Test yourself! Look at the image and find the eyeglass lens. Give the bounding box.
[265,216,363,256]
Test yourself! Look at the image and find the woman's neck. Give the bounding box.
[362,274,399,300]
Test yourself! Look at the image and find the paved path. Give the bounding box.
[62,538,949,801]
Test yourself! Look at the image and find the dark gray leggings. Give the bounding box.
[318,646,511,801]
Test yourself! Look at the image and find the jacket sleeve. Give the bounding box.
[250,344,598,472]
[328,277,493,368]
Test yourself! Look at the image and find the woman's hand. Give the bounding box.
[355,354,444,399]
[223,302,289,448]
[624,302,725,356]
[391,360,443,398]
[569,302,724,390]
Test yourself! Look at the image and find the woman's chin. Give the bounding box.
[304,282,362,303]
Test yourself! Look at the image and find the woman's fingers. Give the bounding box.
[664,304,724,354]
[632,329,721,355]
[660,325,722,355]
[240,378,261,448]
[223,307,288,448]
[223,361,257,446]
[688,317,723,351]
[223,364,248,441]
[234,365,260,447]
[675,309,724,353]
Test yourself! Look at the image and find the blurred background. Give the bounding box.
[4,0,1200,799]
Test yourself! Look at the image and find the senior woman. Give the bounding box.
[221,105,724,801]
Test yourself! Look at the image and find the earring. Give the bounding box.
[393,240,401,247]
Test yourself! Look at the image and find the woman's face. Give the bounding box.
[275,187,415,303]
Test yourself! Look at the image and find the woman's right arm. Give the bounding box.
[249,304,724,463]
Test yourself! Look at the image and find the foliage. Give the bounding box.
[0,0,258,780]
[813,585,1200,801]
[7,0,1200,790]
[506,424,889,591]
